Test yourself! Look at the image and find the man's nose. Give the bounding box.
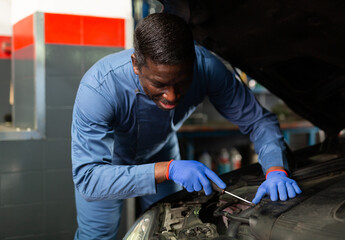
[162,86,180,103]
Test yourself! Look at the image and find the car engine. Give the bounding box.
[145,184,259,240]
[125,140,345,240]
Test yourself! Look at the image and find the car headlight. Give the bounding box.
[123,208,158,240]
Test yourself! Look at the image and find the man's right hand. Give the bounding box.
[166,160,226,195]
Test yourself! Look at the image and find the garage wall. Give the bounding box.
[0,36,11,123]
[0,12,126,239]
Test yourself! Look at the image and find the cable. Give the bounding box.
[213,202,250,224]
[214,211,250,224]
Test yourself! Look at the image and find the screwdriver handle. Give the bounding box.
[210,180,225,194]
[209,178,255,206]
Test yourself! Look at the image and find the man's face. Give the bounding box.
[132,54,193,110]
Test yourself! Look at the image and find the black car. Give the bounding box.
[124,1,345,239]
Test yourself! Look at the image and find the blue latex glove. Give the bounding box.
[168,160,226,195]
[252,170,302,204]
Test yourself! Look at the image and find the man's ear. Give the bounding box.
[131,54,140,75]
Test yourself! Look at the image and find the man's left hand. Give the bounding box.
[252,170,302,204]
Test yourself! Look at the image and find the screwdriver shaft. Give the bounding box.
[224,190,255,206]
[209,179,255,206]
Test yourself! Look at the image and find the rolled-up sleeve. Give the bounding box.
[71,80,156,201]
[205,54,289,173]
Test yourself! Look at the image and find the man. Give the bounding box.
[71,13,301,239]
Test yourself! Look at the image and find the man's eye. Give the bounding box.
[153,82,165,88]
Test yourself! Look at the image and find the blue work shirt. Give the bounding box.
[71,45,287,202]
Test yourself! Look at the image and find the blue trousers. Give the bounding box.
[74,135,182,239]
[74,180,181,239]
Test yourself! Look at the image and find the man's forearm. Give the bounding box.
[266,166,285,174]
[155,161,169,184]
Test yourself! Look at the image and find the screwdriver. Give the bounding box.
[210,181,255,206]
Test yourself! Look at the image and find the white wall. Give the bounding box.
[12,0,133,24]
[0,0,12,35]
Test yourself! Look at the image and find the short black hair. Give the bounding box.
[133,13,195,69]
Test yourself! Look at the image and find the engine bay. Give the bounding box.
[149,185,259,239]
[151,155,345,239]
[125,138,345,240]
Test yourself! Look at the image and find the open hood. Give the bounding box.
[160,0,345,138]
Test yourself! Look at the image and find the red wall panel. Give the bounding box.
[83,16,125,47]
[13,15,34,51]
[0,36,11,59]
[45,13,125,48]
[45,13,82,45]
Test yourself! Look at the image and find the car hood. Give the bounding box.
[160,0,345,137]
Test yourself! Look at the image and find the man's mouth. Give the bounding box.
[151,94,180,110]
[159,100,177,110]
